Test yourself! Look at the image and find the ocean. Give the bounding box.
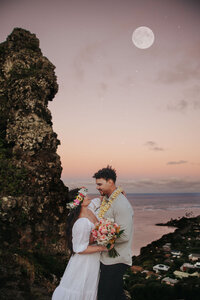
[90,193,200,256]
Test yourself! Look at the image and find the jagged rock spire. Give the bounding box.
[0,28,69,253]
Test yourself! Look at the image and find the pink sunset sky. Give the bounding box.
[1,0,200,193]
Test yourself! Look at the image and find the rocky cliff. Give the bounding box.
[0,28,70,299]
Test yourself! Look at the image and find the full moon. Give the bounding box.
[132,26,155,49]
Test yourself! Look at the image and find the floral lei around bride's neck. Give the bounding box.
[98,187,123,218]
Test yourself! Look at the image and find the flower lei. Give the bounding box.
[66,187,88,210]
[98,187,123,218]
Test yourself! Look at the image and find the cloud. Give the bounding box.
[145,141,165,151]
[158,47,200,111]
[78,42,101,64]
[159,178,200,190]
[186,85,200,109]
[167,99,188,112]
[73,60,85,81]
[118,177,200,192]
[98,82,108,98]
[157,46,200,84]
[166,85,200,112]
[153,147,165,151]
[158,62,200,84]
[100,82,108,92]
[72,42,102,81]
[145,141,156,147]
[191,162,200,166]
[167,160,188,165]
[63,177,200,193]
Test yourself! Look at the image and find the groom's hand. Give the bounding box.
[109,243,114,250]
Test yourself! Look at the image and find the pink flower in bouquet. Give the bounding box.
[106,221,111,226]
[92,230,98,239]
[91,218,124,258]
[111,228,116,234]
[101,227,108,234]
[99,226,103,233]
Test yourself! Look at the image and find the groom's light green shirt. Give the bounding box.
[100,191,134,266]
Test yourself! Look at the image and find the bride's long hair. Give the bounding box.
[66,188,82,255]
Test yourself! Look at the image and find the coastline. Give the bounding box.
[125,215,200,299]
[132,207,200,256]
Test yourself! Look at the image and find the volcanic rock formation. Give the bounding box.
[0,28,69,299]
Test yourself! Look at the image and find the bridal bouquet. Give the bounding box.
[92,218,124,257]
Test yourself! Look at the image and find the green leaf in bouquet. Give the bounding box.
[108,247,120,258]
[107,243,111,249]
[119,229,124,235]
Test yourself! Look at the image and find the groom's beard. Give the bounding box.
[99,190,108,197]
[98,190,104,196]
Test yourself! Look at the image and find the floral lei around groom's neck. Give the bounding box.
[98,187,123,219]
[66,187,88,210]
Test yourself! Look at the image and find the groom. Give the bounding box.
[93,166,134,300]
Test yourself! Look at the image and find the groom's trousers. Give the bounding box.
[97,262,128,300]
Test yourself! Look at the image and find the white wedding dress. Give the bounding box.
[52,217,100,300]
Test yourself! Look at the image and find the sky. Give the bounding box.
[1,0,200,193]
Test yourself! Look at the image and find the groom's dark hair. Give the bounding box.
[93,165,117,183]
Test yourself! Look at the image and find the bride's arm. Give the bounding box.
[78,244,108,254]
[73,218,109,254]
[89,232,95,244]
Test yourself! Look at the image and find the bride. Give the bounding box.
[52,187,107,300]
